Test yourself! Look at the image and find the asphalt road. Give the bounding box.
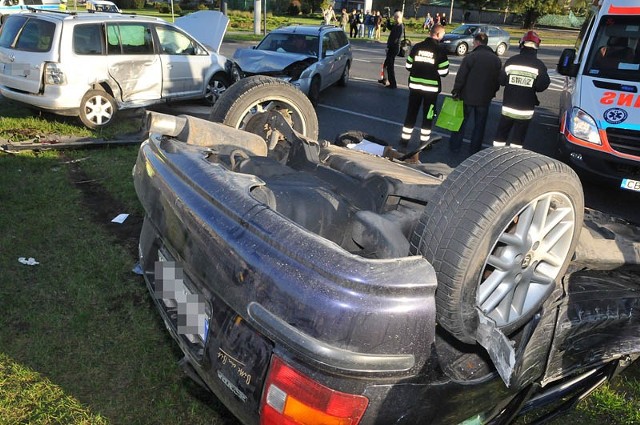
[212,39,639,224]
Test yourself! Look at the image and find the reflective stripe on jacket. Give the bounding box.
[499,47,550,120]
[405,37,449,93]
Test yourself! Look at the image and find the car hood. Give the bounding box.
[174,11,228,53]
[442,33,468,42]
[233,48,314,73]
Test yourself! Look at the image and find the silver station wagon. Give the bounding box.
[233,24,352,106]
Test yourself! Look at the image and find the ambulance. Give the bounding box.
[557,0,640,192]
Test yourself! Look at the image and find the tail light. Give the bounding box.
[260,356,369,425]
[44,63,66,85]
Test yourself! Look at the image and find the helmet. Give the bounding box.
[520,31,541,49]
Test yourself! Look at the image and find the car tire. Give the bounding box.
[308,76,321,107]
[456,42,468,56]
[209,75,319,140]
[79,89,117,129]
[337,62,350,87]
[204,73,231,106]
[409,147,584,344]
[496,43,508,56]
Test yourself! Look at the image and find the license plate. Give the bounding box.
[3,63,29,76]
[156,251,209,344]
[621,178,640,192]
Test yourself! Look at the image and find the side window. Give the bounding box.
[73,24,104,55]
[107,24,121,54]
[322,34,333,55]
[155,25,198,55]
[106,23,153,55]
[14,18,55,52]
[324,32,342,55]
[333,30,348,48]
[0,15,28,48]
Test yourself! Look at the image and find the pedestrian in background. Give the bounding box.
[400,24,449,150]
[340,8,349,31]
[493,31,550,148]
[378,10,404,89]
[349,10,358,38]
[422,12,433,31]
[374,11,383,40]
[449,32,501,154]
[357,10,365,37]
[365,10,374,38]
[441,13,447,26]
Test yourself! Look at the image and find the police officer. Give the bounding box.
[400,24,449,150]
[492,31,550,148]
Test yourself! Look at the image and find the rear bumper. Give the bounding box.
[0,84,84,114]
[134,135,442,422]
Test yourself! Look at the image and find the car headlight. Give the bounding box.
[443,40,451,44]
[567,107,601,145]
[226,60,242,82]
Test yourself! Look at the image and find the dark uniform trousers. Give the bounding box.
[493,115,531,148]
[402,90,438,143]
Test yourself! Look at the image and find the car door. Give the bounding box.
[320,31,348,88]
[105,22,162,102]
[486,27,500,51]
[153,24,210,99]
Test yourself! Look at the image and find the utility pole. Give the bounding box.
[449,0,454,22]
[254,0,261,35]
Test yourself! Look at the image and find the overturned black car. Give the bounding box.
[133,76,640,425]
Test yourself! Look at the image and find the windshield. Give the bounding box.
[450,25,477,36]
[256,33,319,56]
[583,15,640,82]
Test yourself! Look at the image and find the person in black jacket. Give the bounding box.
[449,32,502,154]
[399,24,448,149]
[492,31,550,148]
[378,10,403,89]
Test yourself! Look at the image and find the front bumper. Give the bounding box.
[561,135,640,188]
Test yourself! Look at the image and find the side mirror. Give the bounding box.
[324,49,335,57]
[557,48,578,77]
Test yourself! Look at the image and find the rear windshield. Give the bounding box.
[584,15,640,83]
[0,16,55,53]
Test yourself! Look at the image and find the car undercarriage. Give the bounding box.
[133,76,640,425]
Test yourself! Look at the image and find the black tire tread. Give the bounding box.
[210,76,319,139]
[410,148,584,343]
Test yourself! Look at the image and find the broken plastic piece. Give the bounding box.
[475,308,516,387]
[18,257,39,266]
[132,263,144,275]
[111,213,129,224]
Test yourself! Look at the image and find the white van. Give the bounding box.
[557,0,640,192]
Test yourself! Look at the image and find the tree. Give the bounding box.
[497,0,563,29]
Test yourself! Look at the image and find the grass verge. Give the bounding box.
[0,147,239,424]
[2,122,639,425]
